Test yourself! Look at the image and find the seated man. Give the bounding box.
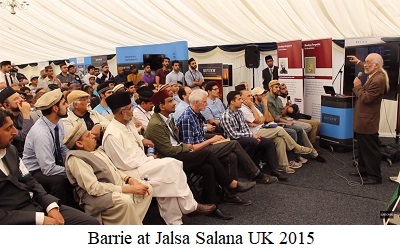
[201,81,226,127]
[0,86,34,157]
[177,89,279,183]
[146,90,255,219]
[242,88,312,173]
[132,87,154,132]
[279,83,321,144]
[64,122,152,225]
[102,91,216,225]
[23,89,75,207]
[267,80,325,163]
[0,109,99,225]
[93,82,114,117]
[172,86,191,123]
[63,90,109,143]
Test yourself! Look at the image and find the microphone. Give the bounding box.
[357,72,364,78]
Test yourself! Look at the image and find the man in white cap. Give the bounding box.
[103,91,216,225]
[62,90,109,143]
[22,89,75,207]
[28,75,39,94]
[64,122,153,224]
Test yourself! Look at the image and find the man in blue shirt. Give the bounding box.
[23,89,76,207]
[201,81,226,127]
[172,86,191,123]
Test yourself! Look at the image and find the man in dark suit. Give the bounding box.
[262,55,279,90]
[348,53,388,184]
[0,109,99,225]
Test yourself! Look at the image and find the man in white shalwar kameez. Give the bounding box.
[64,122,152,225]
[102,91,216,225]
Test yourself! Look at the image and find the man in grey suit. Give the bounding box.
[0,109,99,225]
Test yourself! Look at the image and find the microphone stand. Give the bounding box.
[332,63,345,94]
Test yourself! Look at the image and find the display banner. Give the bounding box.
[116,41,189,73]
[91,55,108,68]
[303,38,333,121]
[69,57,91,75]
[277,40,304,111]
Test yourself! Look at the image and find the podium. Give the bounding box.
[319,95,355,152]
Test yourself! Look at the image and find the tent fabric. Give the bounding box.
[1,0,399,65]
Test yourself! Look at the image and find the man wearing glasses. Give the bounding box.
[201,81,226,128]
[62,90,109,143]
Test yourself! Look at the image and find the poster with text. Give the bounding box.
[303,38,333,121]
[277,40,304,111]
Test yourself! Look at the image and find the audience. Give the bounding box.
[102,91,216,225]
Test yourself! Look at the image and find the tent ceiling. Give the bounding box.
[1,0,400,64]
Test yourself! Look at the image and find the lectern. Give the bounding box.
[320,95,355,151]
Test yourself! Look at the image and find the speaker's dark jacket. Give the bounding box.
[0,145,59,224]
[262,66,279,90]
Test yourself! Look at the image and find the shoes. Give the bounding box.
[289,161,302,169]
[349,171,368,177]
[389,176,400,183]
[271,171,288,181]
[207,208,234,220]
[313,154,326,163]
[224,195,252,206]
[296,156,308,164]
[278,166,295,173]
[187,203,216,216]
[253,174,278,184]
[294,146,313,155]
[362,177,382,185]
[229,181,256,193]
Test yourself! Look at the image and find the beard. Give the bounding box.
[123,113,133,122]
[280,92,288,98]
[57,109,68,118]
[190,65,196,70]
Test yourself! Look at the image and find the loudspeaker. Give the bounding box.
[245,45,260,68]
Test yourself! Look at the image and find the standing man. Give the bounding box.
[127,65,142,85]
[57,63,74,85]
[0,61,17,89]
[96,63,114,85]
[0,109,99,225]
[166,60,184,84]
[141,63,155,90]
[262,55,278,90]
[155,57,170,88]
[184,58,204,90]
[0,87,34,157]
[114,66,127,85]
[348,53,388,184]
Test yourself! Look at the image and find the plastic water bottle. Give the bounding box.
[147,146,155,157]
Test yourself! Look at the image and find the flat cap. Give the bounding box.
[34,88,63,110]
[63,121,87,149]
[67,90,89,104]
[251,87,266,96]
[268,80,280,88]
